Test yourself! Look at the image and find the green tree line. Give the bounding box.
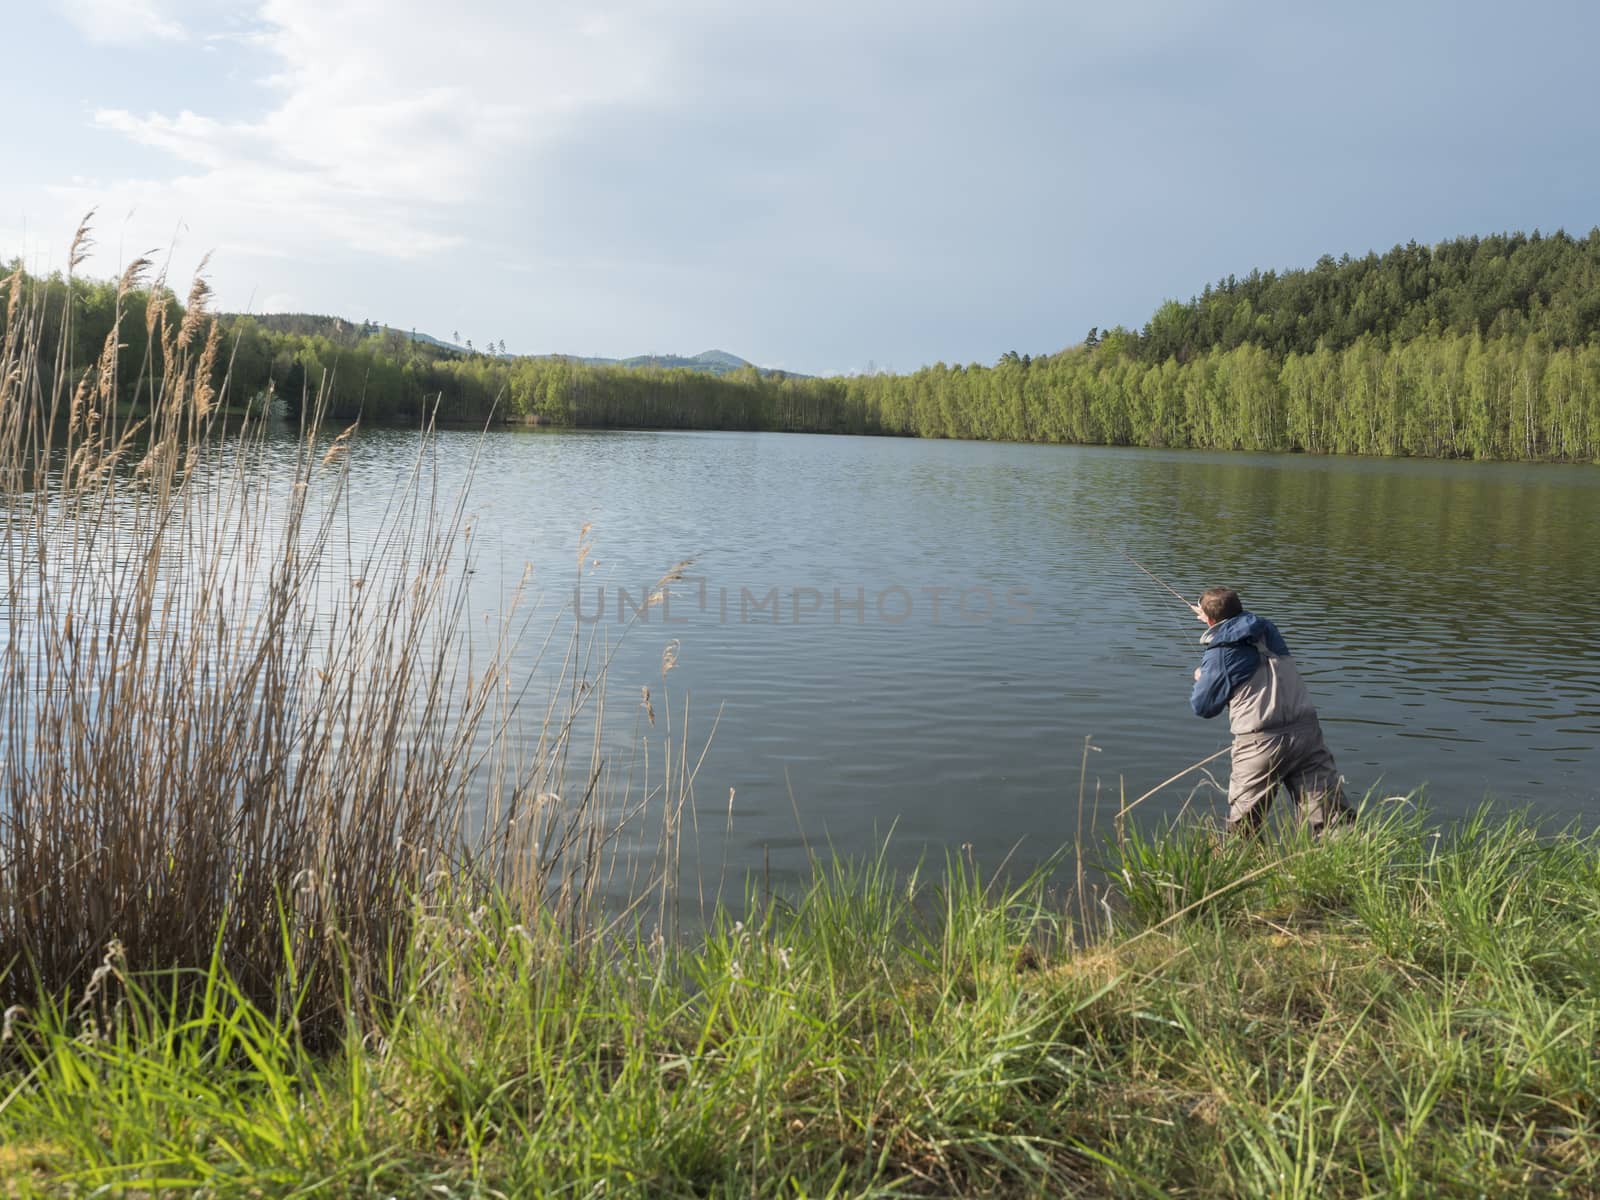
[8,227,1600,461]
[841,331,1600,460]
[0,262,186,412]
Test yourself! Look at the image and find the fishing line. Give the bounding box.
[1112,546,1195,613]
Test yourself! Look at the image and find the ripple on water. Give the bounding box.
[328,429,1600,871]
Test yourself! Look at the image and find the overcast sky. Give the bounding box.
[3,1,1596,375]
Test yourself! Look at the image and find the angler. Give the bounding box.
[1189,587,1355,839]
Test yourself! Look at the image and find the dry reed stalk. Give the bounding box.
[0,228,698,1036]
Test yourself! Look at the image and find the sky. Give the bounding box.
[2,0,1597,376]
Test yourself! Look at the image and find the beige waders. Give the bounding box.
[1225,716,1350,837]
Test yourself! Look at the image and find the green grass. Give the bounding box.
[5,803,1600,1198]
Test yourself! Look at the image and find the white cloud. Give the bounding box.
[58,0,189,44]
[47,0,1188,310]
[56,0,673,287]
[93,110,236,170]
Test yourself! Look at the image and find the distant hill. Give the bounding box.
[223,314,800,376]
[518,348,805,378]
[566,349,781,375]
[235,315,481,355]
[404,328,466,353]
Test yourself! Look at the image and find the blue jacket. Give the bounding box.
[1190,612,1293,720]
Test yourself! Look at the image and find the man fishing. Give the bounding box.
[1188,587,1353,839]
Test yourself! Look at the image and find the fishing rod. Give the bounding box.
[1114,547,1197,615]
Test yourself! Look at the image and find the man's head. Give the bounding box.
[1198,586,1242,626]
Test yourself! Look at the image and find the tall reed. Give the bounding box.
[0,230,666,1034]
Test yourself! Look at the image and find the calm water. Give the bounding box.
[335,428,1600,879]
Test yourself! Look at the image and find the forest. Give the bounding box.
[7,227,1600,461]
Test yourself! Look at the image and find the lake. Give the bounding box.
[326,428,1600,882]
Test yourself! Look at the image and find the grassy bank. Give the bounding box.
[5,804,1600,1197]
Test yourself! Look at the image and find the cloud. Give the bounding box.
[59,0,673,281]
[55,0,1201,321]
[35,0,1355,368]
[58,0,189,44]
